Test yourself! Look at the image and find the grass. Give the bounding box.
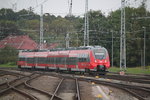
[0,63,17,68]
[108,66,150,75]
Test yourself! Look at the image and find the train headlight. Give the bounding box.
[95,60,97,63]
[104,60,107,63]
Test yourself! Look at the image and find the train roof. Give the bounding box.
[21,46,105,52]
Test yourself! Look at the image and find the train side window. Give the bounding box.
[38,57,45,64]
[55,57,59,64]
[34,57,38,63]
[61,57,66,65]
[48,57,51,64]
[78,57,89,62]
[27,58,34,63]
[67,57,77,65]
[52,57,55,64]
[19,57,25,61]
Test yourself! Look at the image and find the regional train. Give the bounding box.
[17,46,110,73]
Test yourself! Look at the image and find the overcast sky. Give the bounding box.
[0,0,149,16]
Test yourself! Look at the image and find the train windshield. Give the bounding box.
[94,49,106,60]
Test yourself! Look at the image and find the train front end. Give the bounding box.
[93,47,110,72]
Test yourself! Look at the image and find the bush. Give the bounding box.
[0,46,18,64]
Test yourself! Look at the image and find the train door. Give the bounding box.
[77,53,90,71]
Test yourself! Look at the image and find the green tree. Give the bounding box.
[0,20,20,39]
[0,46,18,64]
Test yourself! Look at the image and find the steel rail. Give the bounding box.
[0,85,38,100]
[124,88,146,100]
[0,73,41,100]
[4,69,148,100]
[78,78,150,100]
[0,69,26,76]
[12,87,38,100]
[8,73,38,87]
[103,74,150,84]
[75,78,81,100]
[0,74,30,92]
[0,73,39,93]
[50,78,64,100]
[39,72,150,100]
[25,76,63,100]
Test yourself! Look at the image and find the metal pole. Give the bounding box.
[87,0,89,46]
[68,0,72,17]
[66,33,70,48]
[141,50,143,67]
[77,33,79,47]
[112,31,114,67]
[84,0,89,46]
[143,27,146,68]
[120,0,126,71]
[40,5,43,50]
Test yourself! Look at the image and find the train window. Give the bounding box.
[61,57,66,65]
[94,49,106,60]
[78,54,90,62]
[67,57,77,65]
[48,57,54,64]
[78,57,89,62]
[51,57,55,64]
[55,57,59,64]
[55,57,61,65]
[95,53,105,60]
[37,57,40,63]
[47,57,51,64]
[34,57,38,63]
[37,57,46,64]
[27,58,34,63]
[19,57,25,61]
[66,58,69,65]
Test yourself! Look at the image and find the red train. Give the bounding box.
[17,46,110,73]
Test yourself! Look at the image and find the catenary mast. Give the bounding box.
[40,5,43,50]
[84,0,89,46]
[120,0,126,71]
[66,0,73,48]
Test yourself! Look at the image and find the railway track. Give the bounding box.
[0,73,39,93]
[102,74,150,84]
[50,78,81,100]
[0,69,26,77]
[34,70,149,100]
[0,69,80,100]
[0,68,150,100]
[0,73,41,100]
[0,69,27,91]
[32,71,150,100]
[22,75,62,100]
[76,76,150,100]
[0,71,63,100]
